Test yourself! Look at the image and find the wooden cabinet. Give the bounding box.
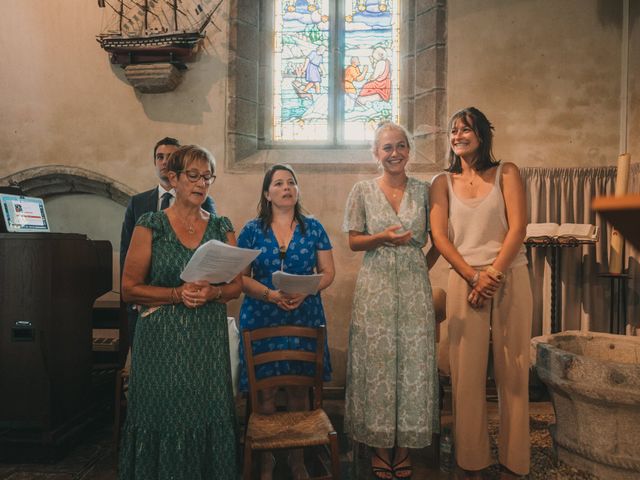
[0,233,111,460]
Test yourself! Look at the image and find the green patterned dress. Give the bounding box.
[342,177,438,448]
[119,211,237,480]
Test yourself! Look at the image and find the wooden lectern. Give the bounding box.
[0,233,111,461]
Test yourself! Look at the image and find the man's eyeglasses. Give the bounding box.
[180,169,216,184]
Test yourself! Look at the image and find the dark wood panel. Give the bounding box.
[0,234,111,431]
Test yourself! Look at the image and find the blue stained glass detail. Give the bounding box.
[272,0,399,144]
[343,0,399,142]
[274,0,330,141]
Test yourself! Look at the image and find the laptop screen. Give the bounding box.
[0,194,50,233]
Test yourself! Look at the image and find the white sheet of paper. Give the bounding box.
[272,270,323,295]
[180,240,260,284]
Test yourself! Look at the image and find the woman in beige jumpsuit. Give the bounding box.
[430,107,532,479]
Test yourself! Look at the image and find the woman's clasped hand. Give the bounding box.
[179,280,224,308]
[467,270,502,308]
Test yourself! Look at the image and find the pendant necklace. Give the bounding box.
[275,222,295,271]
[182,216,197,234]
[385,177,407,199]
[278,245,287,271]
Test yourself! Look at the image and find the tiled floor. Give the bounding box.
[0,400,592,480]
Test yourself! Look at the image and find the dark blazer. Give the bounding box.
[119,186,216,275]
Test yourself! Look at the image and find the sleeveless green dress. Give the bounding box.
[119,211,237,480]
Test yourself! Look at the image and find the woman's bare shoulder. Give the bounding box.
[500,162,521,176]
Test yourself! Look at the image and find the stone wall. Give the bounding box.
[0,0,636,386]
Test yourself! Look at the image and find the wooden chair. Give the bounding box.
[242,325,340,480]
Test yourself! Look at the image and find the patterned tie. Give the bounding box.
[160,192,172,210]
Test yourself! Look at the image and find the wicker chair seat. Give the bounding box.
[247,409,335,450]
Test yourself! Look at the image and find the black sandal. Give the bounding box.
[392,454,413,479]
[371,452,394,480]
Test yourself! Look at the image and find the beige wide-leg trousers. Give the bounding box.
[446,264,532,475]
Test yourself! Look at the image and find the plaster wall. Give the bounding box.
[0,0,635,385]
[447,0,627,167]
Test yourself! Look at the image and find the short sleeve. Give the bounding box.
[342,181,367,233]
[136,211,167,232]
[237,219,258,250]
[306,218,332,250]
[216,215,234,235]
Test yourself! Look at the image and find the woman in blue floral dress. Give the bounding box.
[237,164,335,480]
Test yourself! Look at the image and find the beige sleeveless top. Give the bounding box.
[446,164,527,268]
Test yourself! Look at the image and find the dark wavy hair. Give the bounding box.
[153,136,180,162]
[445,107,500,173]
[258,164,307,234]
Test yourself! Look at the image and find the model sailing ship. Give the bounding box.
[97,0,223,66]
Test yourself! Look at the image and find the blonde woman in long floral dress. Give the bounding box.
[343,122,439,480]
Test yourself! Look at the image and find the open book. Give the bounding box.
[525,223,599,243]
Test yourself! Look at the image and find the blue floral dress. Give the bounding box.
[237,217,332,392]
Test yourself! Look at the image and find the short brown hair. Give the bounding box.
[167,145,216,175]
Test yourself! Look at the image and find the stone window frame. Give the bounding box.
[226,0,447,174]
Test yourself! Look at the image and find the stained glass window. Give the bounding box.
[273,0,399,144]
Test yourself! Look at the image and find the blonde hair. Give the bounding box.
[371,121,413,155]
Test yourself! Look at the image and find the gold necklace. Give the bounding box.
[383,177,407,198]
[182,216,197,234]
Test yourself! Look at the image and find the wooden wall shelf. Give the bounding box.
[592,194,640,250]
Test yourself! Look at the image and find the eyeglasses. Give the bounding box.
[180,169,216,184]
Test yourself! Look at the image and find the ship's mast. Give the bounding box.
[173,0,178,31]
[144,0,148,30]
[198,0,223,33]
[119,0,124,33]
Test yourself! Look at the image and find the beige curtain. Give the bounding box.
[521,163,640,336]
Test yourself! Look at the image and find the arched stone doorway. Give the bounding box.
[0,165,135,205]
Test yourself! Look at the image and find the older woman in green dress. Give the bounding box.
[343,122,439,480]
[119,145,241,479]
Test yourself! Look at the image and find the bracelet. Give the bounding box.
[214,287,223,300]
[486,266,505,282]
[170,287,179,304]
[469,271,480,287]
[262,288,270,302]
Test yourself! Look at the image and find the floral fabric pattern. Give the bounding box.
[237,217,332,392]
[342,177,439,448]
[119,211,237,480]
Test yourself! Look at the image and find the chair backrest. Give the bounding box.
[242,325,326,411]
